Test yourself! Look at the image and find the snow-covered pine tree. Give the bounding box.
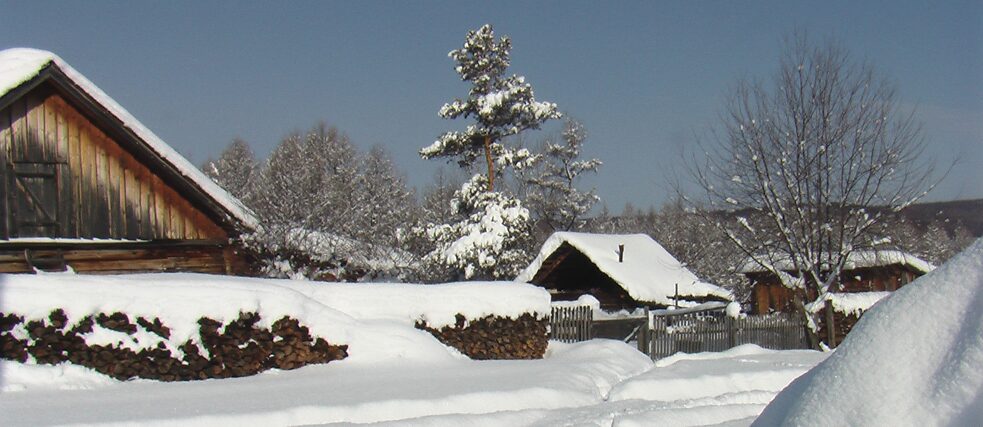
[422,174,534,280]
[524,119,601,232]
[420,24,561,191]
[202,138,257,201]
[416,24,559,281]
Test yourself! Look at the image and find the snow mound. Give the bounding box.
[0,272,551,365]
[754,237,983,426]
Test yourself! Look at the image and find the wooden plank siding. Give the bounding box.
[0,90,227,241]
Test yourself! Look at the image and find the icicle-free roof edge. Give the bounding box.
[518,232,732,306]
[0,48,258,230]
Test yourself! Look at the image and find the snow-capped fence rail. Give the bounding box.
[649,310,808,359]
[549,306,592,343]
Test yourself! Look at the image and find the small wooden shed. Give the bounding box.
[516,232,732,310]
[0,48,258,274]
[741,250,934,315]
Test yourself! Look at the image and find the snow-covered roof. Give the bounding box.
[806,291,892,317]
[738,250,934,275]
[516,232,732,306]
[0,48,258,230]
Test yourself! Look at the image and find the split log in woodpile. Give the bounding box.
[0,309,348,381]
[417,313,548,360]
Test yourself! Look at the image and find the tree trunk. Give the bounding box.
[825,301,837,347]
[794,294,822,350]
[484,135,495,192]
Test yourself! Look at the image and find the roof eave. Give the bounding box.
[11,63,255,235]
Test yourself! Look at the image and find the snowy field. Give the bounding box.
[0,343,826,426]
[0,272,827,426]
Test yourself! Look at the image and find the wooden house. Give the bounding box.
[742,250,934,315]
[516,232,732,310]
[0,48,258,274]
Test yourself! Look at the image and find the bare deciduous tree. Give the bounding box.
[686,35,939,345]
[202,138,257,202]
[523,119,602,233]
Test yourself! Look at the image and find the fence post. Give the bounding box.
[637,307,650,355]
[589,306,594,339]
[825,305,837,347]
[727,316,736,349]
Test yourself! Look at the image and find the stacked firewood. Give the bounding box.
[0,309,347,381]
[417,313,548,360]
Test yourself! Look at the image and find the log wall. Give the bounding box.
[0,241,252,275]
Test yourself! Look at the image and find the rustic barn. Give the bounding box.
[741,250,934,315]
[516,232,732,310]
[0,48,258,274]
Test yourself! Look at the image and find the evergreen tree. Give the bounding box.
[421,174,534,280]
[417,24,558,280]
[421,24,561,191]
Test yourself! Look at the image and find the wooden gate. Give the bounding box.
[548,306,592,343]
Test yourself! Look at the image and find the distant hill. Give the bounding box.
[898,199,983,237]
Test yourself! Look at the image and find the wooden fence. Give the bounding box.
[549,304,809,359]
[549,306,592,343]
[649,308,808,359]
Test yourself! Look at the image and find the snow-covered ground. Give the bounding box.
[754,237,983,426]
[6,234,983,427]
[0,342,826,426]
[0,271,829,426]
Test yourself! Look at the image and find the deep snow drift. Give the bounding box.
[755,237,983,426]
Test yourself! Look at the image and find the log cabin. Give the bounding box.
[0,48,258,274]
[516,232,732,310]
[741,250,934,315]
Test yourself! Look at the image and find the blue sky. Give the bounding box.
[2,1,981,210]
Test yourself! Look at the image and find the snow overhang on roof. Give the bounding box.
[0,48,258,231]
[738,250,935,275]
[517,232,732,306]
